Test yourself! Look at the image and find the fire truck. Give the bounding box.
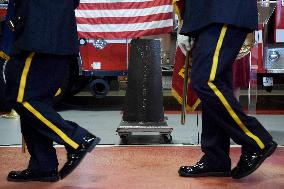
[77,35,175,99]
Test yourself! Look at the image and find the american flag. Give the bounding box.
[75,0,174,39]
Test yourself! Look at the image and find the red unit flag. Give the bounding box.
[172,0,200,111]
[172,42,201,111]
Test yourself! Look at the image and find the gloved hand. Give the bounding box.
[177,34,194,52]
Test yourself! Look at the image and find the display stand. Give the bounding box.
[116,39,173,144]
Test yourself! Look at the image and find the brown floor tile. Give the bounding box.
[0,146,283,189]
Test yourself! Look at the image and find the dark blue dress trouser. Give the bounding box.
[5,52,89,171]
[190,24,273,169]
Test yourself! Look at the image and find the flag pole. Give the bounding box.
[181,49,189,125]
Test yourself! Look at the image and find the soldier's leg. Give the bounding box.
[6,52,89,149]
[179,24,276,178]
[200,103,231,170]
[190,24,273,150]
[8,123,60,182]
[20,117,59,172]
[6,52,100,181]
[190,24,276,179]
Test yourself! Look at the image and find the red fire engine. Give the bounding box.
[77,38,130,98]
[76,35,175,99]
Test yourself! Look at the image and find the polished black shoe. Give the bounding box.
[7,169,59,182]
[178,162,231,177]
[232,141,277,179]
[59,133,101,179]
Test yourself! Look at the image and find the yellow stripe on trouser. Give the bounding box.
[0,51,10,61]
[55,88,62,97]
[16,52,79,149]
[17,52,35,103]
[22,102,79,149]
[207,25,265,149]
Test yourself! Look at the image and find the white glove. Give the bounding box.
[177,34,194,55]
[177,34,194,51]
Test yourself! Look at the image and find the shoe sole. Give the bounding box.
[178,170,231,177]
[59,137,101,179]
[7,178,39,182]
[7,177,59,182]
[232,142,277,179]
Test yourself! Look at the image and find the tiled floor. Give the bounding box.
[0,146,283,189]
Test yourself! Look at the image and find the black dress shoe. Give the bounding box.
[59,133,101,179]
[232,141,277,179]
[7,169,59,182]
[178,162,231,177]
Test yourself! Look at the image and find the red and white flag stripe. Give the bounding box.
[76,0,173,39]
